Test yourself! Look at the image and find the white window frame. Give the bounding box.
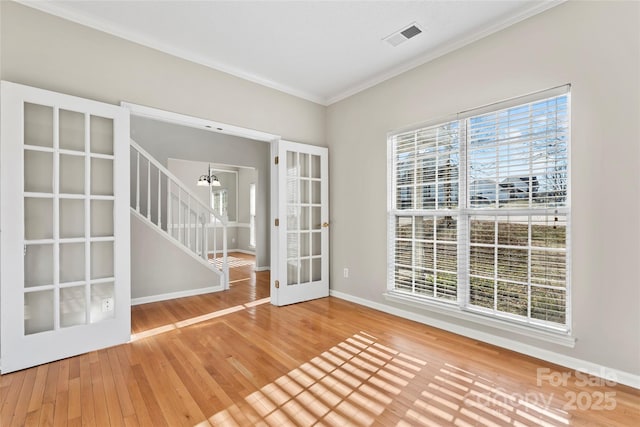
[211,188,228,218]
[386,85,573,344]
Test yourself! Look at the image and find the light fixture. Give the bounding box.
[197,166,222,187]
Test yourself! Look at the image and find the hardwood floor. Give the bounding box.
[2,259,638,426]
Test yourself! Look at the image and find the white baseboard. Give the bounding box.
[254,266,270,272]
[132,285,224,306]
[329,290,640,389]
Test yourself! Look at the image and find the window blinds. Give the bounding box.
[390,86,570,330]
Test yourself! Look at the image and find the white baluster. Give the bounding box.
[168,179,173,237]
[146,158,151,220]
[136,151,140,213]
[157,168,162,228]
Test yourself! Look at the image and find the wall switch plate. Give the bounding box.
[343,268,349,278]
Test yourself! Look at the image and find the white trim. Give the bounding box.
[325,1,565,105]
[329,290,640,389]
[254,266,270,272]
[17,1,325,105]
[384,291,574,346]
[121,102,278,142]
[18,0,563,106]
[131,285,223,306]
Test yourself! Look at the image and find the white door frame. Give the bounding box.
[122,103,279,279]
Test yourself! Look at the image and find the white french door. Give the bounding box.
[271,140,329,306]
[0,82,130,373]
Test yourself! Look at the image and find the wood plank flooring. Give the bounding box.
[2,254,639,426]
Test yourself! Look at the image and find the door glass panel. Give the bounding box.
[60,154,85,194]
[24,150,53,193]
[286,178,298,204]
[312,258,321,281]
[25,244,53,287]
[91,200,113,237]
[60,286,86,327]
[300,153,309,177]
[91,282,115,323]
[312,232,321,256]
[60,243,85,283]
[24,103,53,148]
[312,181,321,204]
[287,206,299,230]
[300,232,310,257]
[90,116,114,155]
[25,198,53,240]
[312,207,321,230]
[59,109,85,151]
[25,290,54,335]
[300,207,310,230]
[287,261,299,285]
[311,155,321,179]
[91,241,114,279]
[287,151,297,176]
[301,179,310,204]
[60,199,84,238]
[287,233,298,258]
[91,158,113,196]
[300,259,310,283]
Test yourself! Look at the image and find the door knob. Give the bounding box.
[322,222,330,228]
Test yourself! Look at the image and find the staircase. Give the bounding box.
[129,139,229,290]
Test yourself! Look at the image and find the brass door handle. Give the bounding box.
[322,222,330,228]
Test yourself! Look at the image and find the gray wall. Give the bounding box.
[0,2,324,318]
[326,0,640,376]
[2,0,639,379]
[0,2,325,145]
[131,214,220,300]
[132,116,270,267]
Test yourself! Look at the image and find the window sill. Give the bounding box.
[383,291,576,348]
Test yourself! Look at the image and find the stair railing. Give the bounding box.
[129,139,229,288]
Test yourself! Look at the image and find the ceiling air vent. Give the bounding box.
[384,23,423,47]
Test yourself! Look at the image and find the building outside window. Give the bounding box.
[388,86,570,332]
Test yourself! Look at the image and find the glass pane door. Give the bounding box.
[1,81,130,373]
[274,140,328,306]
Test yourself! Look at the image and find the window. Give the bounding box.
[389,86,570,332]
[212,189,228,218]
[249,183,256,248]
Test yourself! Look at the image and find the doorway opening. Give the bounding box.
[125,103,277,336]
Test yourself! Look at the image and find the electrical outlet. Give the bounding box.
[101,297,114,313]
[343,268,349,278]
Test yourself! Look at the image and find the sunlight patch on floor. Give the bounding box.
[403,363,572,426]
[131,298,271,341]
[208,331,428,426]
[210,255,255,269]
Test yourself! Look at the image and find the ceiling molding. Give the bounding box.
[16,0,326,105]
[17,0,565,107]
[325,0,565,105]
